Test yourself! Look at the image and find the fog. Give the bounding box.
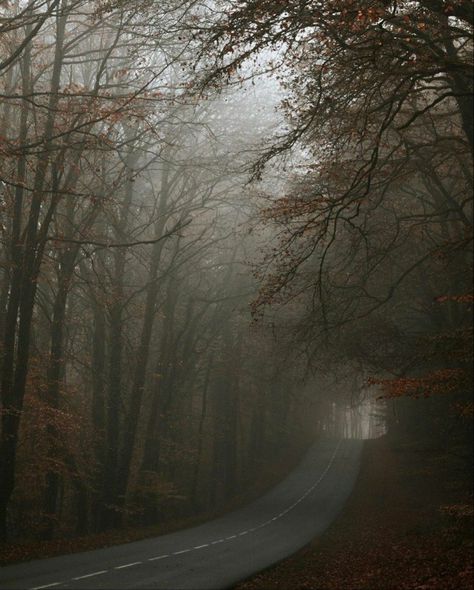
[0,0,471,556]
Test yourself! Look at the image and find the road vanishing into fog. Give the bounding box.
[0,438,363,590]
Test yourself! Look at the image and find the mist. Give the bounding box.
[0,2,472,588]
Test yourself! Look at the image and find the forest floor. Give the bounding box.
[236,432,473,590]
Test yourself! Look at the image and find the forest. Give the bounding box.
[0,1,472,584]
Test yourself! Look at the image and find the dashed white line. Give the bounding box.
[148,554,169,561]
[73,570,107,580]
[114,561,142,569]
[27,441,343,590]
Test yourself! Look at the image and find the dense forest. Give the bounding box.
[0,0,472,558]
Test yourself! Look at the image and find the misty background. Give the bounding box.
[0,0,470,547]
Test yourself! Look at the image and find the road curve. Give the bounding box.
[0,437,363,590]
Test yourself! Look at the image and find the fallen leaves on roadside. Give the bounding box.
[237,435,473,590]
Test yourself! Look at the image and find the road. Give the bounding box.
[0,437,363,590]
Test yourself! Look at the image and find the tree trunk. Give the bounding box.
[0,10,66,540]
[100,148,137,530]
[115,161,171,510]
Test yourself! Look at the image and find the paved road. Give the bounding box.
[0,438,363,590]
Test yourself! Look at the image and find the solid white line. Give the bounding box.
[193,544,209,549]
[30,583,63,590]
[211,539,224,544]
[73,570,107,580]
[114,562,142,569]
[148,554,169,561]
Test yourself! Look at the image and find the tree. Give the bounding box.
[194,0,473,438]
[0,0,198,540]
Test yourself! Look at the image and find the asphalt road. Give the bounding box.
[0,437,363,590]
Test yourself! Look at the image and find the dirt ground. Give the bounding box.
[236,433,473,590]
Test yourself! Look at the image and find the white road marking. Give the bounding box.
[148,554,169,561]
[73,570,107,580]
[27,441,343,590]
